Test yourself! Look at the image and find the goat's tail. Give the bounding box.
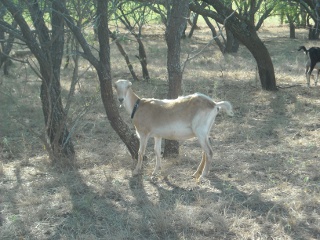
[298,46,308,53]
[216,101,234,116]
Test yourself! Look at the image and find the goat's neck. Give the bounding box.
[124,88,140,115]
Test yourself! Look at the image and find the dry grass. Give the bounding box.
[1,24,320,239]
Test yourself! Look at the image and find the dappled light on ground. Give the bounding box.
[1,25,320,239]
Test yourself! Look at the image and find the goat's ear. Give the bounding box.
[126,81,132,88]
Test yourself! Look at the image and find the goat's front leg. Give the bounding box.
[152,137,162,175]
[192,152,206,179]
[133,135,148,176]
[316,70,320,86]
[307,73,311,87]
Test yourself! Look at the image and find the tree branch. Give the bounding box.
[182,10,235,73]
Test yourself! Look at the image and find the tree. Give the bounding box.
[163,0,189,157]
[0,0,76,166]
[190,0,277,91]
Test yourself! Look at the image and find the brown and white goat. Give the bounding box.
[298,46,320,86]
[114,79,234,181]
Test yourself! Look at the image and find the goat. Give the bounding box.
[114,79,234,181]
[298,46,320,86]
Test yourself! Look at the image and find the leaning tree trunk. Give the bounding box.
[95,0,140,159]
[188,12,200,38]
[52,0,140,160]
[164,0,189,157]
[227,17,276,90]
[109,30,139,81]
[190,1,277,91]
[236,29,276,90]
[136,36,150,82]
[203,16,224,53]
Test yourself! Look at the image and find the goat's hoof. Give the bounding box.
[192,172,201,179]
[196,176,207,184]
[196,176,204,184]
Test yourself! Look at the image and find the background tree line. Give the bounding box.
[0,0,319,166]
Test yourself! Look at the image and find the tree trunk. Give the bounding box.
[308,26,320,40]
[225,28,239,53]
[2,0,76,166]
[163,0,189,157]
[116,8,150,82]
[135,36,150,81]
[188,12,200,38]
[203,16,224,53]
[0,12,16,75]
[109,30,139,81]
[287,1,296,39]
[289,21,295,39]
[42,0,76,165]
[224,1,239,54]
[300,4,306,27]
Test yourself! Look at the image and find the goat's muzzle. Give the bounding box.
[118,98,124,107]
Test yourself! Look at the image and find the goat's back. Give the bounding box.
[133,93,217,139]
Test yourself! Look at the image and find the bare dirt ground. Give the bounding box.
[1,24,320,239]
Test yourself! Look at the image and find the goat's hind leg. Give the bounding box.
[195,136,214,182]
[192,152,206,179]
[199,143,213,181]
[307,62,316,87]
[307,72,311,87]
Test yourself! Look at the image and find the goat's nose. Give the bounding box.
[118,98,124,103]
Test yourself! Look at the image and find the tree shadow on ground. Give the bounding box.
[129,174,237,239]
[47,167,180,240]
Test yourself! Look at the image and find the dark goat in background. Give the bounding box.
[298,46,320,87]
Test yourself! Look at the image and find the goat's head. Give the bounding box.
[114,79,132,105]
